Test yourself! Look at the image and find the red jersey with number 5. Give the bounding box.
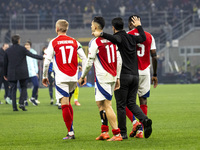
[52,35,78,76]
[128,29,156,75]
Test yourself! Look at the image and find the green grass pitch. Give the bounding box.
[0,84,200,150]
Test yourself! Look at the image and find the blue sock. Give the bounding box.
[132,115,136,121]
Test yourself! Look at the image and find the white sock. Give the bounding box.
[132,120,137,125]
[68,131,74,136]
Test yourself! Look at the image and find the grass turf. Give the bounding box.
[0,84,200,150]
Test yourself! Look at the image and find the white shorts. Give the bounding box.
[55,81,77,100]
[138,75,150,98]
[95,81,115,101]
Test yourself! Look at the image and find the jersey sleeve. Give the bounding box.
[150,35,156,50]
[117,50,122,78]
[32,49,39,74]
[43,40,54,79]
[76,41,87,75]
[81,38,98,78]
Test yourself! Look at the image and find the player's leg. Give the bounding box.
[29,77,38,106]
[96,101,110,140]
[74,86,81,106]
[135,75,151,138]
[48,73,54,105]
[9,81,18,110]
[18,79,27,111]
[31,76,40,104]
[114,74,131,139]
[60,82,76,140]
[126,75,152,138]
[103,99,122,141]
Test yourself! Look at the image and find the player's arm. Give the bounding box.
[32,49,39,76]
[100,33,122,44]
[3,53,8,80]
[131,17,146,43]
[78,39,97,86]
[92,31,122,44]
[42,41,54,87]
[150,35,158,88]
[25,48,43,60]
[115,50,122,90]
[77,42,87,86]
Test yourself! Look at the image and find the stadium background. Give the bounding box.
[0,0,200,86]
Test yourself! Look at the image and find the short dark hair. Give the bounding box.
[25,40,32,47]
[128,15,140,23]
[12,35,20,44]
[112,17,124,30]
[93,16,105,30]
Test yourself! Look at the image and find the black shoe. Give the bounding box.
[24,100,28,106]
[63,134,75,140]
[19,105,27,111]
[143,118,152,138]
[13,108,19,111]
[29,98,38,106]
[58,105,61,109]
[121,133,128,139]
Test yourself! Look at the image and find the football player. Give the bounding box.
[126,15,158,138]
[42,19,87,140]
[78,16,123,141]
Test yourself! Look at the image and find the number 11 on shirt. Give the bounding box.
[105,44,115,63]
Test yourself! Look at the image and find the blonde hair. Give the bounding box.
[56,19,69,33]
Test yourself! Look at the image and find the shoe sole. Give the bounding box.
[144,119,152,138]
[96,136,110,140]
[129,124,142,137]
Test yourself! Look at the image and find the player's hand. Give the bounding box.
[92,31,101,37]
[78,77,87,87]
[152,76,158,88]
[131,16,141,27]
[42,78,50,87]
[4,76,8,81]
[114,78,120,91]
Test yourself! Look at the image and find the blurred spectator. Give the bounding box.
[4,30,11,43]
[193,68,200,83]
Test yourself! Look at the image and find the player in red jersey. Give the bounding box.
[126,15,158,138]
[78,16,123,141]
[42,19,87,140]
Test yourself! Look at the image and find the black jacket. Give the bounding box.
[0,48,6,76]
[101,26,146,76]
[4,44,43,81]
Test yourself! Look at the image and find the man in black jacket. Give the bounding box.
[92,17,152,139]
[4,35,43,111]
[0,43,10,104]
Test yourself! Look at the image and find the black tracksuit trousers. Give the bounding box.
[114,74,148,135]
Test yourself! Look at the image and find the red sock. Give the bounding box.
[101,125,109,133]
[112,128,120,135]
[61,105,73,132]
[126,107,133,122]
[140,104,147,115]
[69,103,73,119]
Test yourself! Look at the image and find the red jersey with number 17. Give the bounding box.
[45,35,84,82]
[128,29,156,75]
